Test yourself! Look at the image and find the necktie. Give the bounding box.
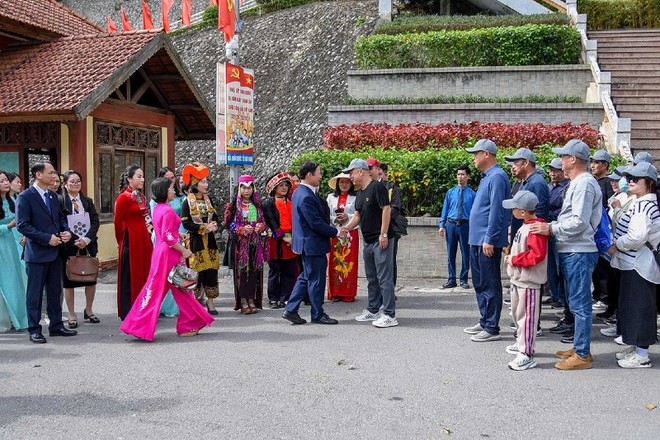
[457,187,464,221]
[44,192,51,214]
[72,197,80,214]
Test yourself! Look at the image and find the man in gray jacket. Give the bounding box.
[529,139,602,370]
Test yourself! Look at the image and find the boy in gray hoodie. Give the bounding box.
[503,191,549,371]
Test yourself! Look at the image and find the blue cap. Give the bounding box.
[505,147,537,164]
[502,190,539,211]
[548,158,562,170]
[590,149,611,163]
[552,139,590,161]
[624,162,658,181]
[466,139,497,155]
[634,151,653,165]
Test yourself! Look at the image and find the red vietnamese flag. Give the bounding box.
[182,0,192,26]
[120,6,132,31]
[209,0,218,5]
[219,0,236,43]
[162,0,174,32]
[142,0,155,29]
[241,70,254,90]
[107,16,118,33]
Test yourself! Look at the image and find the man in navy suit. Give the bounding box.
[16,161,77,343]
[282,161,344,325]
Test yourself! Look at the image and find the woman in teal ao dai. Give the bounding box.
[0,170,28,332]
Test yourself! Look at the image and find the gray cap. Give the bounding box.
[466,139,497,155]
[502,190,539,211]
[607,165,629,180]
[342,158,369,174]
[590,149,611,163]
[634,151,653,165]
[504,147,537,164]
[624,162,659,181]
[551,139,591,161]
[548,157,563,170]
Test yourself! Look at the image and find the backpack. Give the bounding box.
[594,205,612,257]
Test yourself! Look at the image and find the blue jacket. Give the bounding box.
[16,186,70,263]
[468,164,511,248]
[291,185,338,256]
[510,171,550,244]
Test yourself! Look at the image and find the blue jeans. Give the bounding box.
[470,245,503,334]
[547,236,564,303]
[559,252,598,357]
[363,241,396,318]
[446,222,470,284]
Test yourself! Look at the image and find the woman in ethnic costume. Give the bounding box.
[120,178,214,341]
[0,171,28,332]
[262,172,298,309]
[7,172,25,265]
[149,167,185,318]
[181,163,221,315]
[224,175,268,314]
[59,170,100,328]
[114,165,154,320]
[326,173,359,302]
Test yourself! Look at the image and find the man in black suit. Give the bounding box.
[16,161,77,343]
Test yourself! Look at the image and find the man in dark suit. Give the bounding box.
[282,161,344,325]
[16,161,77,343]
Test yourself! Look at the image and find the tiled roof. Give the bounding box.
[0,31,160,118]
[0,0,102,38]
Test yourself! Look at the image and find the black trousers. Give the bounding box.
[267,258,297,303]
[591,256,610,303]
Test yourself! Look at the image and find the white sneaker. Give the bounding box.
[470,330,502,342]
[355,309,380,322]
[372,315,398,328]
[463,323,483,335]
[536,328,543,337]
[506,343,520,355]
[617,352,652,369]
[615,345,635,360]
[508,353,537,371]
[614,335,625,346]
[601,326,618,337]
[593,301,607,311]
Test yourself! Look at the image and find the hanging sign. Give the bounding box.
[216,62,254,166]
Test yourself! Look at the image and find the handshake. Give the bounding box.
[338,227,350,240]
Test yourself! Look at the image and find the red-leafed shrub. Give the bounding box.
[323,122,601,151]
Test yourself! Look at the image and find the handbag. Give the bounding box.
[167,264,198,291]
[66,251,100,283]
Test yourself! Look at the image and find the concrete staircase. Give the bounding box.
[590,29,660,157]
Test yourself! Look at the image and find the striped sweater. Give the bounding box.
[611,193,660,284]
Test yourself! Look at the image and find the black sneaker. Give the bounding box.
[269,302,279,309]
[560,334,574,344]
[550,301,565,309]
[442,281,457,289]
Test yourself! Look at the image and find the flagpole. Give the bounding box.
[226,0,240,199]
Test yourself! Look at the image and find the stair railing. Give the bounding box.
[566,0,632,160]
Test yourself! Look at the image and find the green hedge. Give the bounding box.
[375,13,569,35]
[291,145,623,216]
[578,0,660,29]
[343,95,583,105]
[354,24,581,69]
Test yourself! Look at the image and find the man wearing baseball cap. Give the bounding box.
[529,139,602,370]
[462,139,511,342]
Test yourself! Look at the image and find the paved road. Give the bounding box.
[1,275,658,439]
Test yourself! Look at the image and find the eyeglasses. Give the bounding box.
[627,175,642,183]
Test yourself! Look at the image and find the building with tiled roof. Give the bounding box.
[0,0,215,264]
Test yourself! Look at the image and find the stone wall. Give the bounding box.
[347,65,594,100]
[62,0,379,202]
[327,102,604,127]
[355,216,509,280]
